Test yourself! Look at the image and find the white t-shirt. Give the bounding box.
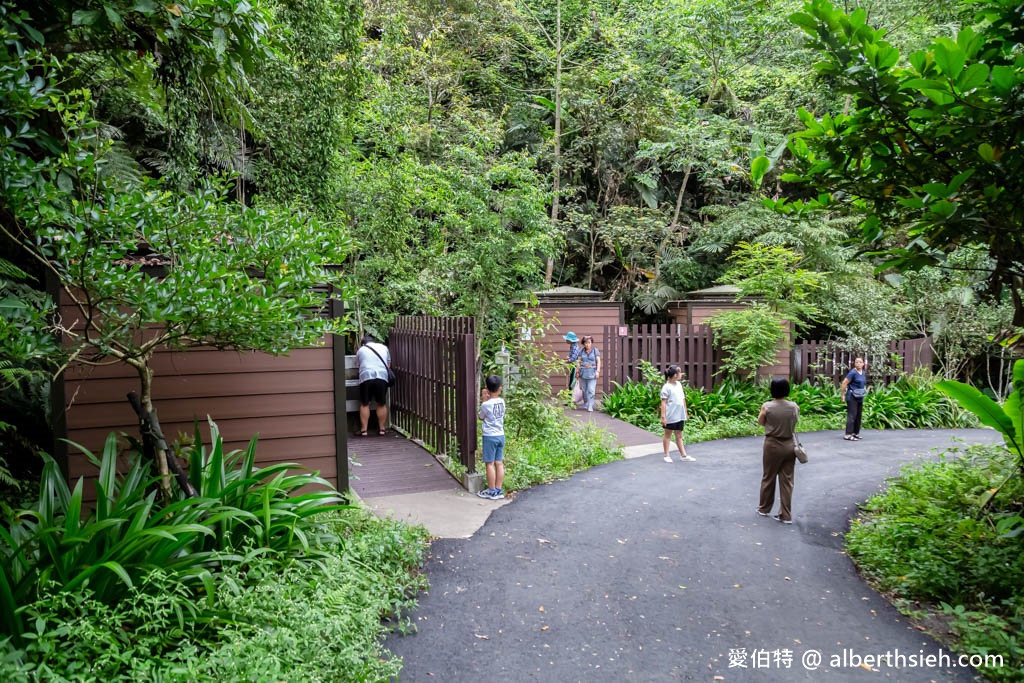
[660,381,688,423]
[478,397,506,437]
[356,342,391,382]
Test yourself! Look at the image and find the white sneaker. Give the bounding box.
[678,455,696,462]
[663,455,673,463]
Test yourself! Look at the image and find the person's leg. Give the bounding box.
[583,378,596,410]
[663,429,672,461]
[845,398,857,437]
[777,455,796,521]
[376,403,388,433]
[493,437,505,494]
[359,382,371,435]
[478,436,496,497]
[758,447,781,515]
[359,405,370,435]
[853,398,864,436]
[486,461,496,490]
[674,430,688,458]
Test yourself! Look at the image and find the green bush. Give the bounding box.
[846,444,1024,681]
[0,511,429,682]
[602,372,976,442]
[0,421,346,642]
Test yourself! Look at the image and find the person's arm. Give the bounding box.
[660,397,668,426]
[758,402,768,426]
[596,350,602,378]
[840,374,851,400]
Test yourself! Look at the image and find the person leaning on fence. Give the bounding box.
[356,335,391,436]
[477,374,507,500]
[756,378,800,524]
[660,365,695,463]
[576,335,601,412]
[840,357,867,441]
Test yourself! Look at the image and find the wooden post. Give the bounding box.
[330,294,349,501]
[456,333,477,473]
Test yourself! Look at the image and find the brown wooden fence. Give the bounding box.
[791,337,933,385]
[389,316,478,472]
[603,324,720,392]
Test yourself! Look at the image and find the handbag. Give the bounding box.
[363,343,396,387]
[794,438,808,464]
[850,387,867,399]
[572,383,583,407]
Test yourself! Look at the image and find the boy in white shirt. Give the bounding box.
[477,374,507,500]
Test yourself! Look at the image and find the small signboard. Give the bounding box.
[618,325,628,337]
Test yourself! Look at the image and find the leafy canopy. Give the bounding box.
[768,0,1024,324]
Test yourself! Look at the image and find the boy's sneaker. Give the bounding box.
[678,454,696,462]
[477,488,494,499]
[488,488,505,500]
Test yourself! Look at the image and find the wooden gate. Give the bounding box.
[388,316,478,472]
[791,337,934,384]
[603,324,719,392]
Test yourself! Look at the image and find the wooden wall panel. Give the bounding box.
[60,298,340,495]
[534,304,623,394]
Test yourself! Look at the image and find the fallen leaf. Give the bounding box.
[784,577,791,581]
[474,634,489,640]
[166,4,182,16]
[539,606,545,612]
[541,626,549,631]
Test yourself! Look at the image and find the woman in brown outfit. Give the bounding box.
[756,378,800,524]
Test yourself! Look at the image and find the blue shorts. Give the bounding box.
[482,435,505,463]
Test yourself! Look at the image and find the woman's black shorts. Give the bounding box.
[664,420,685,432]
[360,379,389,406]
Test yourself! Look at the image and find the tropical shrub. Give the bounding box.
[0,422,346,641]
[0,511,429,682]
[847,443,1024,681]
[603,371,976,441]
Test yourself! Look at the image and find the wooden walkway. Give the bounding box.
[348,430,461,499]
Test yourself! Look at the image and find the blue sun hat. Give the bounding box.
[563,331,579,343]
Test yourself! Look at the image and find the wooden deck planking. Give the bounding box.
[348,431,460,498]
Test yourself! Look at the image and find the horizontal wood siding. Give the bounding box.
[62,339,339,496]
[536,304,622,394]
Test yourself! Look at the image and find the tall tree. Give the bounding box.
[771,0,1024,326]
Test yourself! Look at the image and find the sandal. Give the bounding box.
[843,435,855,441]
[852,434,863,440]
[359,431,368,437]
[378,429,387,436]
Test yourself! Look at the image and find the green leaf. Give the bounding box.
[213,27,227,57]
[750,155,770,188]
[71,10,102,26]
[104,6,123,26]
[933,38,966,77]
[990,65,1016,94]
[936,380,1014,436]
[908,50,928,74]
[957,63,989,90]
[132,0,159,12]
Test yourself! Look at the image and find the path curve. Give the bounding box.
[385,428,1002,682]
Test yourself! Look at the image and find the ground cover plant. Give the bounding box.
[0,422,429,679]
[602,362,976,442]
[846,443,1024,682]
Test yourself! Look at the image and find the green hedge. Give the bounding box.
[602,375,977,442]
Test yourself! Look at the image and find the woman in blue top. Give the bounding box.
[576,335,601,412]
[840,357,867,441]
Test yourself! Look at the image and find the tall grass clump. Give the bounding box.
[846,443,1024,681]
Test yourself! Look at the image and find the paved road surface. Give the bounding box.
[385,428,1002,682]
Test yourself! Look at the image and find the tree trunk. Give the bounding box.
[136,361,173,500]
[544,1,563,286]
[669,164,693,236]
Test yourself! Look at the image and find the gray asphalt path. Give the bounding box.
[385,429,1002,682]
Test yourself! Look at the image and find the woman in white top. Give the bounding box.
[660,365,695,463]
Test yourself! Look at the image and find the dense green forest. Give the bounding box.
[2,0,1021,469]
[1,1,1023,678]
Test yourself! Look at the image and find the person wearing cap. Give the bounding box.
[564,332,583,408]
